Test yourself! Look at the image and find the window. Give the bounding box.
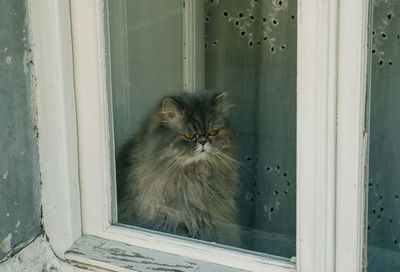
[107,0,296,258]
[366,1,400,271]
[31,0,369,271]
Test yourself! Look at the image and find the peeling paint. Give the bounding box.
[22,50,30,76]
[2,170,8,180]
[15,221,20,228]
[0,234,12,253]
[5,56,12,65]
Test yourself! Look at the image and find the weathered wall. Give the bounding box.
[1,236,77,272]
[0,0,41,263]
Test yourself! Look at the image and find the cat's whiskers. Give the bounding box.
[210,150,235,170]
[212,148,237,165]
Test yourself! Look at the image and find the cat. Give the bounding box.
[117,91,240,247]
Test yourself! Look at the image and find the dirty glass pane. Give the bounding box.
[367,1,400,271]
[105,0,296,258]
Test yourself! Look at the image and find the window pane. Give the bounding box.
[106,0,296,258]
[367,1,400,271]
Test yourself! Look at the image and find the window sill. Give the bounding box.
[65,235,252,272]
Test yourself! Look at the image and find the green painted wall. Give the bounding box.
[0,0,41,263]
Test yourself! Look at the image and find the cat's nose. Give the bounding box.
[197,136,208,146]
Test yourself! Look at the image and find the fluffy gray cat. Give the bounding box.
[117,91,240,247]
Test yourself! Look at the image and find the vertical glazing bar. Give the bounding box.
[183,0,205,93]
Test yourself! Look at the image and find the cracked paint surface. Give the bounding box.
[0,234,12,253]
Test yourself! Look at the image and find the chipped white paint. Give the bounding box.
[66,235,249,272]
[29,0,82,258]
[2,170,8,180]
[0,236,79,272]
[5,56,12,64]
[0,234,12,253]
[15,220,20,228]
[23,50,29,75]
[6,213,10,217]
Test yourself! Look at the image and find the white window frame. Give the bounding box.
[30,0,369,271]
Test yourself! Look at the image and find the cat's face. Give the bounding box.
[159,92,235,165]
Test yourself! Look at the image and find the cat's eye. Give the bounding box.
[184,133,195,139]
[208,130,219,136]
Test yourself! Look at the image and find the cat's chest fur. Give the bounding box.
[144,162,233,212]
[128,160,237,236]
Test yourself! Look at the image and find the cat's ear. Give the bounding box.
[161,98,182,121]
[215,92,227,106]
[214,92,233,113]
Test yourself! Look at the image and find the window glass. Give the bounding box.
[367,1,400,271]
[106,0,296,258]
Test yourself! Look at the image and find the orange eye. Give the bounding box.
[184,133,195,139]
[208,130,219,136]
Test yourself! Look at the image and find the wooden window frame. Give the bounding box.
[30,0,369,271]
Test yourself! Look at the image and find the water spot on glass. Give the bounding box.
[245,192,253,201]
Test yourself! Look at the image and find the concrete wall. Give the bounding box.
[0,0,41,263]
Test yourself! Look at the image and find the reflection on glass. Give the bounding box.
[107,0,296,258]
[367,1,400,271]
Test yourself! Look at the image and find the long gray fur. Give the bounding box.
[117,91,240,247]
